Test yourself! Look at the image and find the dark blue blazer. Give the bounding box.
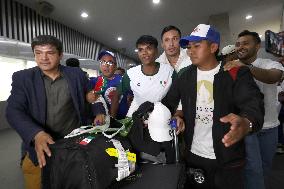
[6,65,92,164]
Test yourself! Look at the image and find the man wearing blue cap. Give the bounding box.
[162,24,264,188]
[87,50,131,123]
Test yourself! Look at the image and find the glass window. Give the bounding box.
[0,56,26,101]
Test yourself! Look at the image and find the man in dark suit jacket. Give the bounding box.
[6,35,99,189]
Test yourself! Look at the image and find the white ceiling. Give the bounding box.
[17,0,284,60]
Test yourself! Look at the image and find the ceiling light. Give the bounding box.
[81,12,88,18]
[135,49,138,52]
[117,37,122,41]
[245,15,252,20]
[153,0,160,4]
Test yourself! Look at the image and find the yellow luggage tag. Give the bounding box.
[105,148,136,162]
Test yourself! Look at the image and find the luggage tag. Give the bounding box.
[65,126,97,138]
[79,136,95,145]
[105,148,136,162]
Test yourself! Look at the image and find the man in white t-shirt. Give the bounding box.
[224,30,284,189]
[110,35,184,133]
[163,24,264,189]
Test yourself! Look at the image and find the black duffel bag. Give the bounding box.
[42,134,135,189]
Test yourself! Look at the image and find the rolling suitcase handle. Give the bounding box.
[170,119,179,163]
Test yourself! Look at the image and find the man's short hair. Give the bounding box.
[136,35,158,48]
[31,35,63,54]
[238,30,261,44]
[66,58,80,67]
[116,67,125,74]
[161,25,181,39]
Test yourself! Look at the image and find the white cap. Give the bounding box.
[147,102,173,142]
[221,45,235,55]
[180,24,220,48]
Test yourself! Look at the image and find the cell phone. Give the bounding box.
[265,30,284,57]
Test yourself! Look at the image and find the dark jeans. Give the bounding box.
[244,127,278,189]
[278,109,284,145]
[185,152,244,189]
[41,162,50,189]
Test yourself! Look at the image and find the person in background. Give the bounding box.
[277,78,284,154]
[156,25,191,76]
[163,24,264,189]
[224,30,284,189]
[156,25,192,116]
[114,67,126,76]
[87,51,131,122]
[220,44,238,62]
[66,57,89,78]
[114,67,134,107]
[66,57,80,67]
[6,35,98,189]
[276,32,284,154]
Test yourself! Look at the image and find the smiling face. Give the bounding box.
[99,54,117,79]
[33,44,62,74]
[235,35,260,63]
[137,43,158,66]
[161,29,181,57]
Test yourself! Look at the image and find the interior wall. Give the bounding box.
[229,2,283,42]
[208,13,233,49]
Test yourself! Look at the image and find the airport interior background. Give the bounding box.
[0,0,284,188]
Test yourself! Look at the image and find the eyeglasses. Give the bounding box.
[99,60,115,66]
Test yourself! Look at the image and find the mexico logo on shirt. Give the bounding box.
[104,87,116,104]
[160,80,167,87]
[104,87,122,104]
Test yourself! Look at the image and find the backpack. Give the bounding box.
[43,134,135,189]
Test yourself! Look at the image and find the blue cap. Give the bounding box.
[180,24,220,48]
[97,50,116,61]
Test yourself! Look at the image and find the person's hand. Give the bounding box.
[223,60,245,71]
[86,91,99,103]
[173,115,185,135]
[220,113,251,147]
[93,114,106,125]
[34,131,55,168]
